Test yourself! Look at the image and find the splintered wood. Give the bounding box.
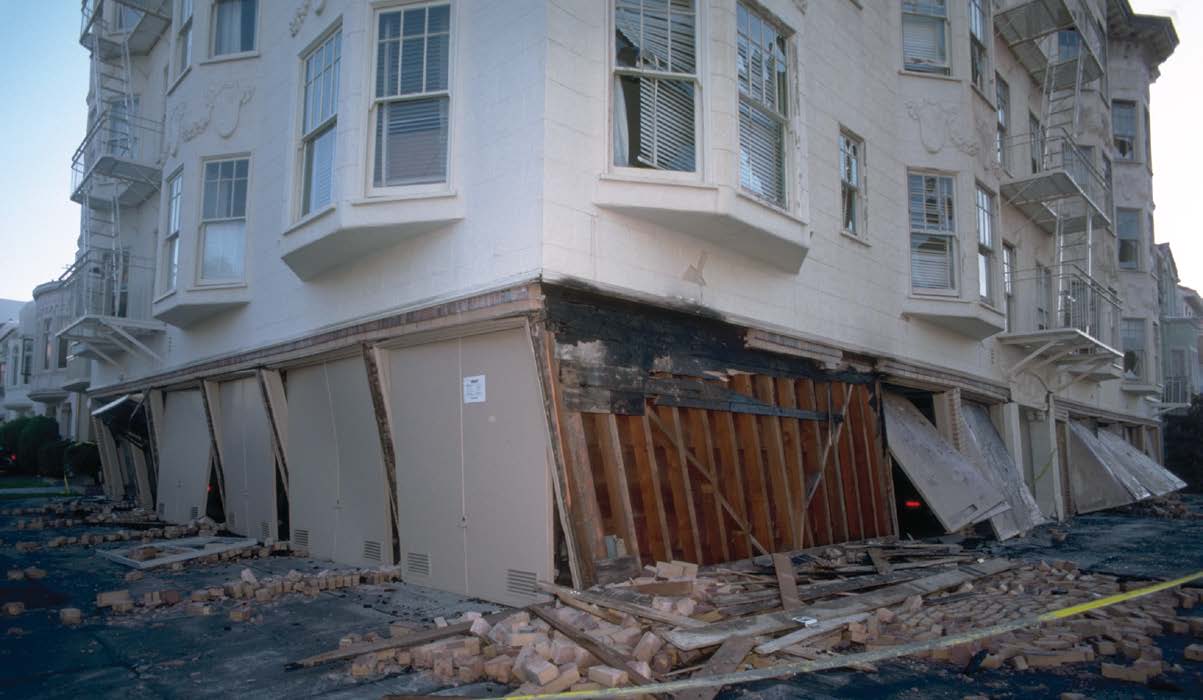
[320,544,1203,693]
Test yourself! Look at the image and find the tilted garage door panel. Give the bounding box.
[460,329,552,607]
[1066,421,1148,514]
[218,378,277,541]
[388,340,467,595]
[156,390,210,524]
[286,363,340,560]
[326,356,393,567]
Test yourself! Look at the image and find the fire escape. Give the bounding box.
[994,0,1122,388]
[60,0,170,367]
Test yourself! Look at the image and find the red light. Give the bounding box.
[904,500,922,509]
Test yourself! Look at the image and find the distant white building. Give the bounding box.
[24,0,1186,603]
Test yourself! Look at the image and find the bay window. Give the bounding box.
[613,0,697,172]
[373,4,451,188]
[200,158,248,282]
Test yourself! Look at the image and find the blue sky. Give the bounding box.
[0,2,1198,301]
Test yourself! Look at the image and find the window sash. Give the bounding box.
[908,173,955,233]
[304,31,341,137]
[1112,101,1136,159]
[201,220,245,281]
[202,158,249,222]
[164,234,180,291]
[213,0,257,56]
[976,186,995,302]
[902,4,949,74]
[911,233,955,290]
[840,133,862,234]
[303,124,336,214]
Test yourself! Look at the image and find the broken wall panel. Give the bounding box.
[155,389,211,523]
[1094,428,1185,497]
[961,403,1046,538]
[882,392,1007,533]
[1066,420,1150,514]
[217,377,278,541]
[286,357,394,567]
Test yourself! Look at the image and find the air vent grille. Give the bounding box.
[506,569,538,598]
[363,540,383,562]
[189,506,199,520]
[406,551,431,577]
[260,521,271,542]
[293,528,310,548]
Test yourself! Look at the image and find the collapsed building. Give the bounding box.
[5,0,1194,605]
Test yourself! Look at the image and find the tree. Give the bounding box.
[1165,395,1203,492]
[17,416,59,475]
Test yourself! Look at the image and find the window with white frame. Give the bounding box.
[176,0,193,76]
[902,1,949,75]
[737,3,788,206]
[1117,208,1140,270]
[1112,100,1136,160]
[975,185,995,303]
[839,131,863,236]
[995,75,1010,171]
[373,4,451,188]
[969,0,988,91]
[908,172,956,291]
[1121,317,1145,380]
[1002,243,1016,331]
[163,170,182,292]
[212,0,257,56]
[301,29,341,215]
[200,158,248,282]
[613,0,697,172]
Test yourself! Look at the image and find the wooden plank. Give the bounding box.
[675,636,758,700]
[362,344,402,564]
[688,406,731,565]
[729,375,774,551]
[868,381,899,537]
[711,411,753,559]
[595,413,642,562]
[795,379,833,546]
[774,377,809,548]
[868,548,893,575]
[287,611,513,669]
[851,385,883,537]
[753,612,869,655]
[657,405,704,564]
[830,383,864,542]
[813,382,848,542]
[662,558,1016,650]
[199,380,227,511]
[256,369,290,498]
[537,581,706,629]
[627,413,673,562]
[145,389,166,485]
[753,376,796,549]
[646,410,769,557]
[529,605,654,685]
[129,446,154,511]
[713,570,922,608]
[771,553,802,611]
[561,412,606,585]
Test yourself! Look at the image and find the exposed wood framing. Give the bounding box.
[255,368,290,499]
[199,380,227,512]
[595,413,642,562]
[92,417,124,501]
[362,344,402,565]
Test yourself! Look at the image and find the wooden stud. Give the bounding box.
[772,553,802,611]
[830,383,865,542]
[681,407,727,563]
[729,375,774,551]
[774,377,809,548]
[868,380,899,537]
[796,378,834,545]
[813,382,849,543]
[646,410,769,556]
[710,411,753,559]
[560,412,606,584]
[851,385,883,537]
[626,413,673,563]
[656,405,704,564]
[362,344,402,565]
[752,376,796,550]
[595,413,641,563]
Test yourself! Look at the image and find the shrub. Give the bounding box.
[0,416,30,457]
[36,439,70,478]
[64,441,102,482]
[17,416,59,474]
[1166,395,1203,492]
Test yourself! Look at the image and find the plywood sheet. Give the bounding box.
[217,378,278,541]
[155,390,210,524]
[883,392,1005,532]
[962,403,1046,539]
[1066,421,1149,514]
[286,358,393,567]
[1095,429,1185,497]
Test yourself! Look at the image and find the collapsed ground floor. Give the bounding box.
[82,281,1183,606]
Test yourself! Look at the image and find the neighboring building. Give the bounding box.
[38,0,1184,603]
[1157,246,1203,409]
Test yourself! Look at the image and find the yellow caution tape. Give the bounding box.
[500,569,1203,700]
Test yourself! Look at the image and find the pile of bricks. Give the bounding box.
[95,564,403,620]
[1123,494,1202,520]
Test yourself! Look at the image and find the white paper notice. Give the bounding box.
[463,375,486,404]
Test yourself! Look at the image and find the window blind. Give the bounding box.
[737,2,787,205]
[902,6,947,74]
[911,234,954,289]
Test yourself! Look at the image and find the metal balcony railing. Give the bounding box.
[1163,377,1192,405]
[1001,128,1112,234]
[70,107,162,205]
[1006,264,1120,348]
[994,0,1105,84]
[60,247,155,324]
